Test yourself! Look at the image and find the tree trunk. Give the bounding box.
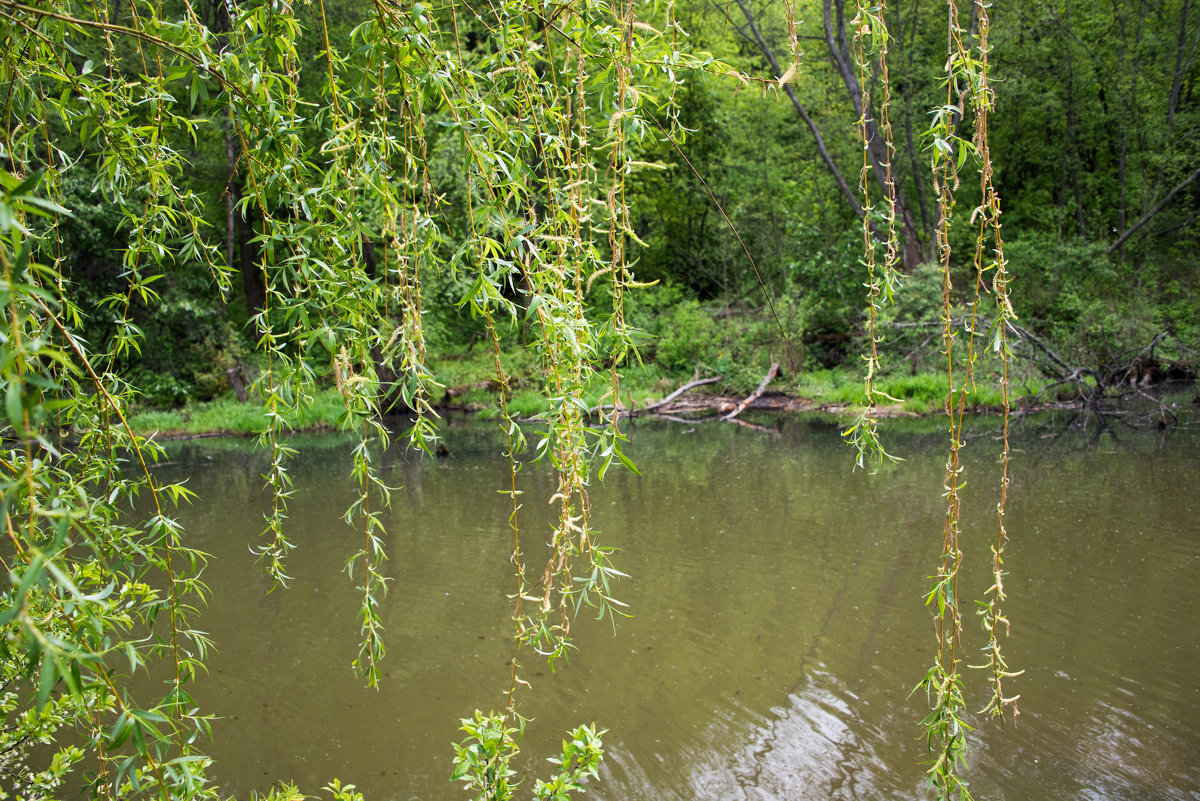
[224,108,239,276]
[731,0,933,264]
[1062,0,1088,239]
[1167,0,1193,132]
[214,0,266,319]
[895,0,933,240]
[731,0,864,223]
[819,0,926,266]
[240,213,265,313]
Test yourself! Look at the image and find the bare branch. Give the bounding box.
[1108,167,1200,253]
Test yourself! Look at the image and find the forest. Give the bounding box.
[16,0,1199,415]
[0,0,1196,800]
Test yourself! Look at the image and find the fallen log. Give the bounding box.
[641,375,722,413]
[588,375,721,417]
[721,362,780,421]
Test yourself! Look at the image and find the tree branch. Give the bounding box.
[721,362,779,420]
[0,0,247,98]
[728,0,864,218]
[1108,167,1200,253]
[588,375,721,417]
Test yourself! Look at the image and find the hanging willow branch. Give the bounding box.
[914,1,979,793]
[909,0,1020,796]
[0,0,700,794]
[964,0,1022,728]
[843,0,903,471]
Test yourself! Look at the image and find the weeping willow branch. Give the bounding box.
[843,0,903,472]
[963,0,1021,728]
[2,0,1025,798]
[906,0,1021,796]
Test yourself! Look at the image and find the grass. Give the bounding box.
[787,367,1045,414]
[128,388,347,437]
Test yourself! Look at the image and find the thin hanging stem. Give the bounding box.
[966,0,1022,727]
[844,0,903,471]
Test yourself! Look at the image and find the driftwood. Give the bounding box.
[1012,324,1186,414]
[640,376,722,414]
[721,362,779,421]
[589,375,721,417]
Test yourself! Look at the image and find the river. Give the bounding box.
[151,410,1200,801]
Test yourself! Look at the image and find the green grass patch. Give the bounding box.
[128,388,347,437]
[790,368,867,406]
[786,368,1044,414]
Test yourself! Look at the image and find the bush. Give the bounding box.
[654,299,721,371]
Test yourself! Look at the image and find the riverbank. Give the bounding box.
[125,359,1188,440]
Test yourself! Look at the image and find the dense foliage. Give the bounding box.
[0,0,691,797]
[0,0,1192,799]
[629,0,1198,381]
[4,0,1193,404]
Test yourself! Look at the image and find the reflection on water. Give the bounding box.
[148,413,1200,801]
[672,671,909,801]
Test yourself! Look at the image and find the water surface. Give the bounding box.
[153,412,1200,800]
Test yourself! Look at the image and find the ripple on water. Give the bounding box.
[589,671,920,801]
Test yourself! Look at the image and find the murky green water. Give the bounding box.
[153,411,1200,801]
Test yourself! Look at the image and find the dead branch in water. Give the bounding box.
[589,375,722,417]
[721,363,780,421]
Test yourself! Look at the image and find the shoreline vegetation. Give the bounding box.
[127,354,1195,440]
[124,271,1200,442]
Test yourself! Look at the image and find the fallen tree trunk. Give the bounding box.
[641,376,722,414]
[1108,166,1200,254]
[589,375,721,417]
[721,363,780,421]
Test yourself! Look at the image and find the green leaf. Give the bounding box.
[36,652,56,714]
[615,448,640,475]
[6,377,26,433]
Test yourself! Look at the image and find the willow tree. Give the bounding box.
[0,1,1015,800]
[0,0,696,795]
